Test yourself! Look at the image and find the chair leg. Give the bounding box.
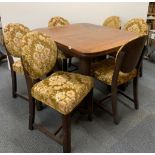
[87,89,93,121]
[62,59,67,71]
[139,61,143,77]
[133,77,139,110]
[11,70,17,98]
[68,58,72,67]
[29,97,35,130]
[62,114,71,153]
[36,101,44,111]
[111,86,119,124]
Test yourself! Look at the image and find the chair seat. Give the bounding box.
[57,49,71,60]
[92,59,137,86]
[12,60,23,73]
[31,71,93,115]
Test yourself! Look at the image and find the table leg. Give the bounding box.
[79,58,91,75]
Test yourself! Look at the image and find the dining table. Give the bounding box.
[34,23,138,75]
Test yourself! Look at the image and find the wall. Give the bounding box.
[0,2,149,29]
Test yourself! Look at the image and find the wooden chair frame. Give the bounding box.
[22,58,93,153]
[3,42,29,100]
[95,35,147,124]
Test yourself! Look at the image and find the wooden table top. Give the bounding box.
[34,23,138,57]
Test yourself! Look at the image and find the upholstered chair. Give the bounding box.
[103,16,121,29]
[124,18,148,35]
[21,31,94,153]
[124,18,148,77]
[91,35,147,124]
[3,23,30,100]
[48,16,76,71]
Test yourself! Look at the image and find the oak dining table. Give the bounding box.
[34,23,138,75]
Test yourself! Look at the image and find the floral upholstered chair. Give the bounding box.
[3,23,30,99]
[48,16,76,71]
[103,16,121,29]
[124,18,148,77]
[91,35,147,124]
[21,31,94,153]
[124,18,148,35]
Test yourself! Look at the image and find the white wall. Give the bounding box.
[0,2,149,29]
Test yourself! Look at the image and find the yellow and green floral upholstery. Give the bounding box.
[21,31,93,115]
[22,31,57,79]
[4,23,30,57]
[4,23,30,74]
[12,60,23,73]
[48,16,71,63]
[103,16,121,29]
[48,16,70,28]
[124,18,148,35]
[92,58,137,86]
[31,71,93,115]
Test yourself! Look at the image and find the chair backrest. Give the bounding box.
[115,35,147,73]
[3,23,30,57]
[103,16,121,29]
[48,16,70,28]
[124,18,148,35]
[21,31,57,80]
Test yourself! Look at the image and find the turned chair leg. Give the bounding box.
[36,101,44,111]
[139,62,143,77]
[62,59,67,71]
[87,89,93,121]
[133,77,139,110]
[111,86,119,124]
[62,114,71,153]
[29,97,35,130]
[11,70,17,98]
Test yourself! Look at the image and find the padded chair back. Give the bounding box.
[103,16,121,29]
[48,16,70,28]
[124,18,148,35]
[116,35,147,73]
[3,23,30,57]
[21,31,57,80]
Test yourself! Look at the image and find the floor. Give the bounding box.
[0,46,155,152]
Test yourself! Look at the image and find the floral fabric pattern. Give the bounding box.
[48,16,70,28]
[103,16,121,29]
[12,60,23,73]
[21,31,57,79]
[48,16,71,63]
[4,23,30,57]
[124,18,148,35]
[31,71,93,115]
[92,58,137,86]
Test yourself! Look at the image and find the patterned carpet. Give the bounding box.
[0,45,155,152]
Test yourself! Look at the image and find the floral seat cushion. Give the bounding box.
[12,60,23,73]
[92,58,137,86]
[57,49,69,60]
[31,71,93,115]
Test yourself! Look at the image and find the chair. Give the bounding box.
[91,35,147,124]
[21,31,94,153]
[3,23,30,100]
[124,18,148,77]
[48,16,77,72]
[0,16,7,61]
[103,16,121,29]
[124,18,148,35]
[101,16,121,60]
